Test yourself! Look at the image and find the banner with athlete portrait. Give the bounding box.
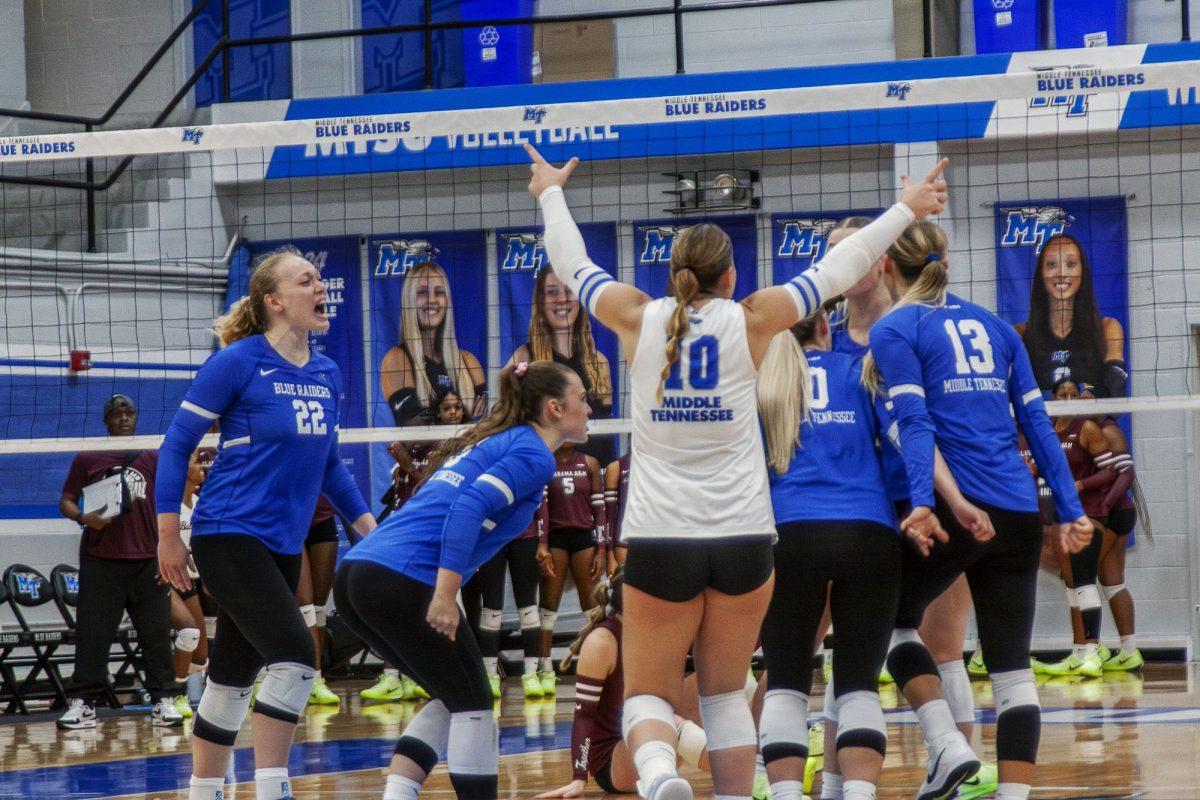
[632,215,757,300]
[771,209,884,285]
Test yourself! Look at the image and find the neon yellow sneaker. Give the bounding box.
[399,674,429,699]
[522,672,545,698]
[1097,644,1112,664]
[958,762,998,800]
[752,772,771,800]
[539,670,557,696]
[489,673,502,699]
[802,722,824,794]
[1030,656,1050,674]
[309,674,339,705]
[967,649,988,677]
[821,653,833,685]
[1103,648,1144,671]
[1041,651,1103,678]
[172,694,193,719]
[360,672,404,702]
[878,663,894,684]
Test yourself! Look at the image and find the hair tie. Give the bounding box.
[925,252,942,265]
[514,361,529,378]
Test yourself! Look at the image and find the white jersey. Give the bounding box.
[624,297,775,540]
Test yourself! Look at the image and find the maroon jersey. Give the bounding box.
[1058,419,1113,518]
[392,443,437,509]
[518,492,548,541]
[572,616,624,780]
[311,495,335,526]
[62,450,159,559]
[548,450,599,531]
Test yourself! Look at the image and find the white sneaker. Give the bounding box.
[56,698,97,730]
[151,699,185,727]
[640,774,694,800]
[915,732,980,800]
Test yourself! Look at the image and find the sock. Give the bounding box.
[996,782,1031,800]
[539,657,553,673]
[313,669,322,681]
[937,659,974,725]
[754,751,766,776]
[632,738,677,786]
[819,772,844,800]
[186,672,205,704]
[384,667,400,679]
[483,656,498,675]
[253,768,291,800]
[770,780,805,800]
[383,774,422,800]
[842,780,876,800]
[1120,635,1138,652]
[1081,642,1099,658]
[915,699,958,746]
[189,776,224,800]
[524,656,539,676]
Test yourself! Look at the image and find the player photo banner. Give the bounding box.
[496,222,621,413]
[771,209,884,286]
[633,215,758,300]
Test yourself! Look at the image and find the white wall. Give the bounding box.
[0,0,28,114]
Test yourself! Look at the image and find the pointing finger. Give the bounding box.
[923,157,950,183]
[523,142,549,165]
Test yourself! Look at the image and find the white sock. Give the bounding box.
[996,781,1031,800]
[186,672,205,703]
[313,669,322,680]
[383,774,422,800]
[915,699,958,746]
[632,738,677,786]
[1081,642,1099,658]
[524,656,539,675]
[1120,635,1138,652]
[384,667,400,679]
[254,768,291,800]
[539,657,553,673]
[483,656,499,675]
[189,776,225,800]
[770,780,805,800]
[819,772,844,800]
[842,780,876,800]
[754,751,766,776]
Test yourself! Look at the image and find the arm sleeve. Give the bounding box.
[604,487,619,548]
[590,487,607,547]
[539,186,616,315]
[784,203,916,318]
[1104,359,1128,398]
[1101,452,1135,511]
[322,437,370,523]
[535,491,549,544]
[1006,329,1086,521]
[870,321,937,509]
[1077,462,1118,493]
[571,675,605,780]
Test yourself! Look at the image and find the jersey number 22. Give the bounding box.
[294,399,328,435]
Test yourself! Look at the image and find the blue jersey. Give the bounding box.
[345,425,556,586]
[156,335,368,554]
[869,293,1084,521]
[769,350,896,531]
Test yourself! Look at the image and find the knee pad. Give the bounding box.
[675,719,707,768]
[518,605,540,630]
[314,607,327,627]
[1074,584,1101,611]
[539,608,558,633]
[205,616,219,639]
[1101,583,1127,602]
[300,604,317,628]
[1066,586,1079,608]
[700,690,756,752]
[447,710,499,777]
[886,629,938,689]
[834,690,886,756]
[194,678,253,746]
[254,661,315,724]
[396,699,450,774]
[759,689,809,763]
[743,669,759,703]
[175,627,201,653]
[937,660,975,725]
[823,678,839,724]
[189,659,209,676]
[480,608,503,633]
[991,669,1040,763]
[622,694,675,740]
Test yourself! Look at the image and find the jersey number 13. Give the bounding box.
[944,319,995,375]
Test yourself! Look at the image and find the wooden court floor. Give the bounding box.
[3,666,1200,799]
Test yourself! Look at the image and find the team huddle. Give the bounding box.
[151,144,1144,800]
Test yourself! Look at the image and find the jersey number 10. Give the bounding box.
[293,399,328,435]
[664,335,720,391]
[944,319,995,375]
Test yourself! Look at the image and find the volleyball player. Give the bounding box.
[865,221,1093,800]
[156,252,375,800]
[527,142,949,800]
[537,442,608,697]
[603,452,631,570]
[299,496,341,705]
[335,360,590,800]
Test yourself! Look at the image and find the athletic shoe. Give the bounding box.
[56,698,97,730]
[821,653,833,685]
[401,674,430,699]
[309,674,339,705]
[957,762,998,800]
[915,732,980,800]
[539,669,557,696]
[522,672,545,698]
[752,772,771,800]
[640,773,693,800]
[360,673,405,702]
[803,756,820,796]
[878,664,894,684]
[489,673,502,699]
[172,694,194,719]
[1030,656,1050,674]
[966,649,987,677]
[808,721,825,757]
[1103,648,1144,671]
[1040,652,1103,678]
[151,699,185,727]
[1097,644,1112,663]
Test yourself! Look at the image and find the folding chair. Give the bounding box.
[2,564,70,710]
[0,580,30,714]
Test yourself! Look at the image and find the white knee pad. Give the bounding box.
[743,669,759,703]
[402,699,451,759]
[448,710,499,776]
[759,689,809,761]
[1074,584,1102,612]
[175,627,201,653]
[836,690,887,752]
[1100,583,1127,602]
[937,660,975,725]
[539,608,558,633]
[1066,586,1079,608]
[699,690,757,751]
[823,679,839,724]
[621,694,675,739]
[314,607,327,627]
[195,679,253,744]
[300,603,317,628]
[675,719,707,768]
[189,659,208,676]
[991,668,1039,712]
[480,608,503,632]
[205,616,219,639]
[889,628,923,651]
[255,661,315,722]
[518,605,540,630]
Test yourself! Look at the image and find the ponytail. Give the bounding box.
[562,566,624,670]
[757,313,829,475]
[215,249,299,346]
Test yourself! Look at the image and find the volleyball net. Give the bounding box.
[1,41,1199,519]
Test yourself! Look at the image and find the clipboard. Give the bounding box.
[81,473,123,521]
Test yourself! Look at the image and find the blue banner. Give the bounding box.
[361,0,464,93]
[367,229,489,509]
[632,216,758,300]
[496,223,620,414]
[193,0,291,106]
[771,209,883,285]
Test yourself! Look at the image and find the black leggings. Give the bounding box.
[190,534,311,687]
[894,496,1042,675]
[334,560,492,712]
[762,521,901,698]
[474,538,541,659]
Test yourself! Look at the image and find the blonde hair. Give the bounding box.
[756,313,827,475]
[659,224,733,402]
[400,262,476,415]
[214,250,301,346]
[528,267,611,400]
[861,221,950,396]
[561,566,623,670]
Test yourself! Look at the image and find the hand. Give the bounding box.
[607,550,619,577]
[536,779,587,799]
[898,157,949,219]
[1056,515,1094,555]
[949,497,995,543]
[157,531,193,593]
[525,143,579,198]
[77,508,109,529]
[901,505,949,557]
[426,594,460,640]
[388,441,415,472]
[536,543,555,578]
[590,547,606,582]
